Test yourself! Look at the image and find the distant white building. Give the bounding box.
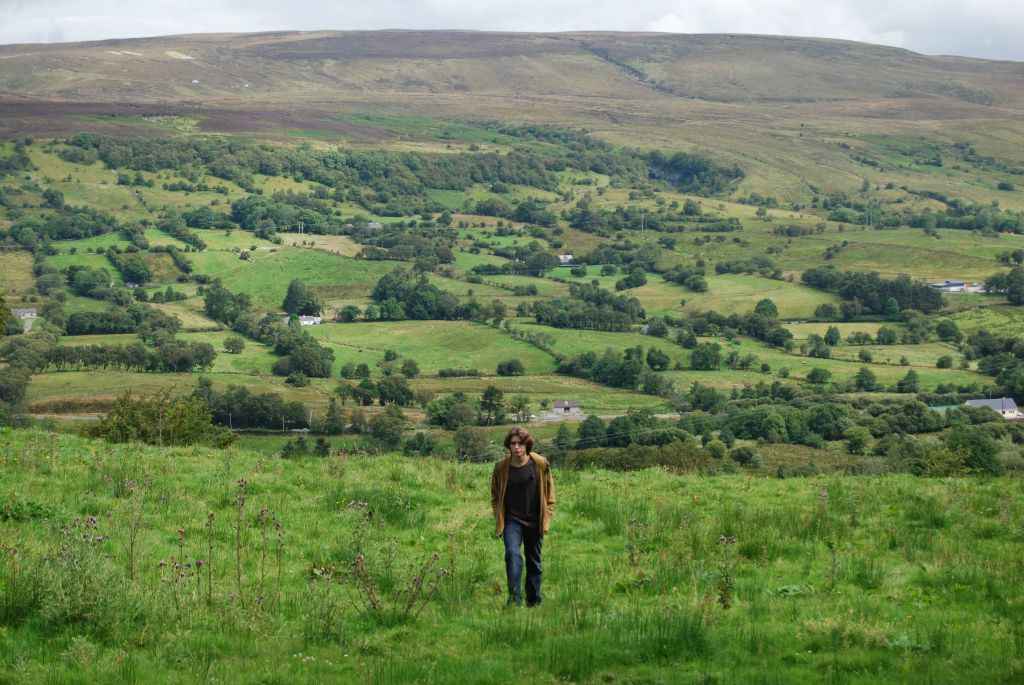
[367,221,383,229]
[929,280,965,292]
[281,315,323,326]
[10,308,37,319]
[552,400,582,416]
[557,254,574,266]
[965,397,1023,419]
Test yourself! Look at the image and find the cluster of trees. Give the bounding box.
[45,339,216,373]
[534,281,644,331]
[192,380,309,430]
[556,346,674,395]
[714,256,780,278]
[802,266,943,314]
[424,387,531,430]
[662,264,708,292]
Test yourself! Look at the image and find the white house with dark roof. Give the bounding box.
[557,254,574,266]
[965,397,1023,419]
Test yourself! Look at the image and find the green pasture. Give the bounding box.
[59,296,115,315]
[408,373,666,414]
[315,320,558,376]
[449,250,509,273]
[2,429,1023,682]
[276,232,363,257]
[213,250,403,310]
[141,252,182,283]
[147,299,220,330]
[195,229,277,252]
[51,233,128,253]
[23,370,328,408]
[784,322,890,340]
[681,274,840,319]
[688,336,985,389]
[0,250,34,295]
[46,253,122,282]
[483,274,569,298]
[176,331,279,375]
[511,322,683,365]
[950,305,1024,337]
[141,227,188,250]
[58,333,138,347]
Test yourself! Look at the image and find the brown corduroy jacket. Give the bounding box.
[490,452,555,536]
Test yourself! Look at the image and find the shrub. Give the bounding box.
[729,445,762,468]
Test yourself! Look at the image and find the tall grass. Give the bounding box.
[1,428,1023,682]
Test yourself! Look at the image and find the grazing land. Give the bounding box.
[1,430,1023,683]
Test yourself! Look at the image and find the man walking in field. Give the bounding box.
[490,426,555,607]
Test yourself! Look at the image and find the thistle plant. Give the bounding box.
[716,534,738,609]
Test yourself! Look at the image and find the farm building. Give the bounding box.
[557,254,574,266]
[965,397,1023,419]
[552,400,582,416]
[929,280,965,292]
[10,308,37,319]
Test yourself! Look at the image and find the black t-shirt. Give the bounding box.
[505,459,540,528]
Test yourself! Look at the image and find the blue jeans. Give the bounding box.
[503,520,543,606]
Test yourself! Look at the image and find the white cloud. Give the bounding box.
[0,0,1020,61]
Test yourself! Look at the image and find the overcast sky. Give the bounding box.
[0,0,1021,62]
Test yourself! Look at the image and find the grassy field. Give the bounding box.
[0,250,34,296]
[315,320,558,377]
[678,275,841,319]
[1,428,1022,683]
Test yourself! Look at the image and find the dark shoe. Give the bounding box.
[526,600,542,608]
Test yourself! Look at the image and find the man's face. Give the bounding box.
[509,438,526,457]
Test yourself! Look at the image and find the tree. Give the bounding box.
[935,320,962,343]
[224,336,245,354]
[936,355,953,369]
[858,349,873,363]
[480,385,506,425]
[282,279,323,316]
[524,252,558,277]
[754,298,778,318]
[370,404,405,450]
[646,347,671,371]
[554,424,574,456]
[844,426,871,455]
[897,370,920,393]
[324,397,345,434]
[690,343,722,371]
[824,326,841,346]
[876,327,898,345]
[730,445,761,467]
[403,431,439,456]
[0,368,30,407]
[1009,266,1024,306]
[806,367,832,384]
[853,367,878,391]
[575,415,606,449]
[945,427,1002,475]
[496,359,525,376]
[400,358,420,378]
[377,375,414,406]
[508,394,530,422]
[453,426,491,461]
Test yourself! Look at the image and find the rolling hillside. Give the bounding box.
[2,31,1024,206]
